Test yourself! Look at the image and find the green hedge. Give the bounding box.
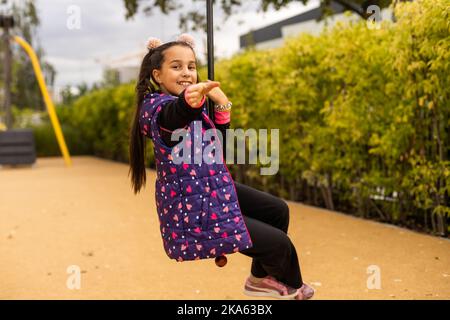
[30,0,449,236]
[213,0,450,236]
[22,84,153,164]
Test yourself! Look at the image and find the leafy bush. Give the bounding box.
[213,0,449,236]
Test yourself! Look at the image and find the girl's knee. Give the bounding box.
[276,200,290,229]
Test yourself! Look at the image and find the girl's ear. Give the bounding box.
[152,69,161,85]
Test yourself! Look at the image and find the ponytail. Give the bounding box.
[128,41,197,194]
[129,52,155,194]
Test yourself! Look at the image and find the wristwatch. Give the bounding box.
[214,101,232,112]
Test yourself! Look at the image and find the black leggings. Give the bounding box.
[235,182,303,289]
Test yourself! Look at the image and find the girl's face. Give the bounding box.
[152,45,198,96]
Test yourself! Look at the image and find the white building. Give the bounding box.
[239,1,393,51]
[101,50,146,84]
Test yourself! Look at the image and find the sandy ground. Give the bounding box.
[0,156,449,300]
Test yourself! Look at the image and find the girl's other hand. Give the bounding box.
[185,81,220,108]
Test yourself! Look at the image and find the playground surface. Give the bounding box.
[1,156,449,300]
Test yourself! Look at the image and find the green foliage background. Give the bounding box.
[22,0,450,236]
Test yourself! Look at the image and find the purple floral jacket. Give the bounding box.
[139,92,253,262]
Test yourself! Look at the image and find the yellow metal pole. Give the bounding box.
[12,35,72,167]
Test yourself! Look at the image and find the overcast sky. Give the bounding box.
[33,0,319,91]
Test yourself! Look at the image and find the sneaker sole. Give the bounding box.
[243,285,298,300]
[301,283,316,300]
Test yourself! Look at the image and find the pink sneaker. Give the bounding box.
[243,276,298,300]
[294,283,315,300]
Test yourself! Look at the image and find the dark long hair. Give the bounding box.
[128,41,199,194]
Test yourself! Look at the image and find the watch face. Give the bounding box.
[214,102,232,112]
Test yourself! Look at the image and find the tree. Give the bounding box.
[122,0,394,32]
[0,0,56,113]
[101,69,121,88]
[59,83,91,106]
